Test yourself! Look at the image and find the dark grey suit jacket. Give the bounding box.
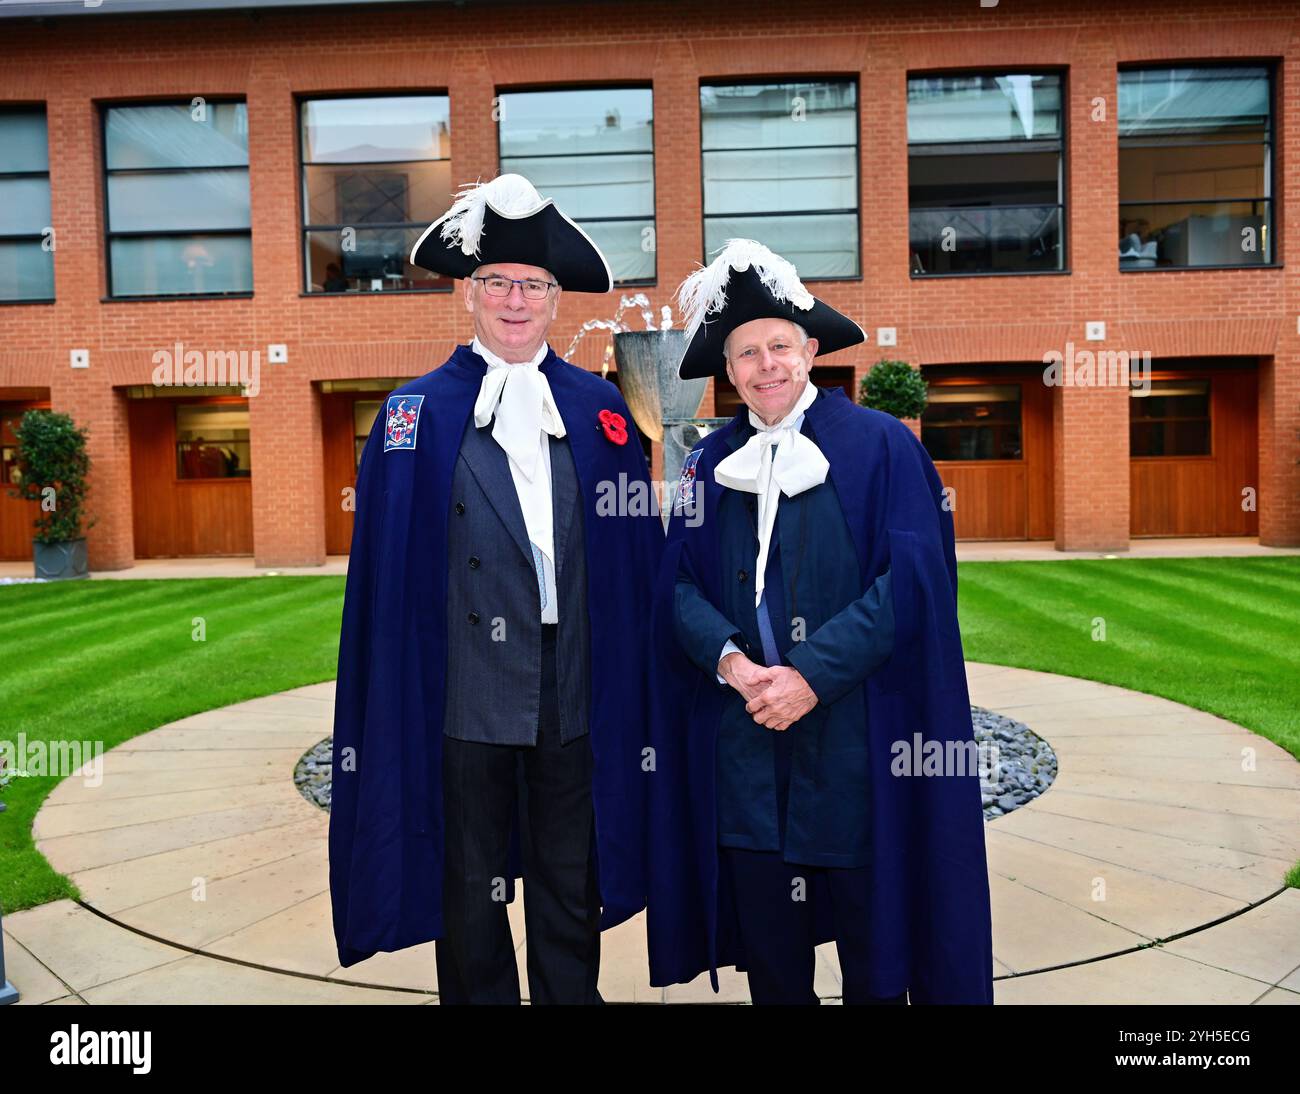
[443,415,591,745]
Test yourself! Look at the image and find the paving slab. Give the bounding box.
[7,662,1296,1005]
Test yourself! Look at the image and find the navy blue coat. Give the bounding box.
[646,385,995,1004]
[328,344,664,968]
[672,396,894,864]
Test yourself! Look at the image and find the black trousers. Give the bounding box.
[436,624,603,1004]
[722,846,909,1006]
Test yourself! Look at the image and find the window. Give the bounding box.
[176,403,251,478]
[1130,379,1210,456]
[353,399,381,468]
[301,95,452,293]
[498,87,654,284]
[0,108,54,302]
[922,385,1023,460]
[103,102,251,297]
[1119,66,1272,268]
[2,411,23,486]
[908,73,1064,275]
[700,80,858,278]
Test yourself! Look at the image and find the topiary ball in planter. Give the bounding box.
[858,359,928,421]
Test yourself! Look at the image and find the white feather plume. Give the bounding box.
[676,238,816,341]
[437,173,545,257]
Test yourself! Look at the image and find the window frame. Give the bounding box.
[906,67,1069,280]
[296,89,454,298]
[1129,376,1214,459]
[173,397,253,482]
[698,75,862,283]
[1117,60,1278,273]
[920,379,1027,463]
[0,105,55,305]
[100,97,253,302]
[495,82,657,288]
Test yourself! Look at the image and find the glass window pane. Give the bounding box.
[909,150,1059,208]
[911,207,1062,274]
[111,234,252,296]
[0,110,50,172]
[1118,142,1266,203]
[701,82,856,150]
[0,176,53,234]
[907,74,1062,143]
[305,226,451,292]
[0,240,55,301]
[107,168,251,232]
[1119,67,1270,138]
[703,146,856,215]
[353,400,381,469]
[704,213,858,279]
[577,219,655,282]
[498,88,653,156]
[106,103,248,169]
[1118,202,1269,267]
[303,160,452,226]
[301,96,450,163]
[1130,379,1211,456]
[499,153,653,218]
[921,385,1023,460]
[176,403,251,478]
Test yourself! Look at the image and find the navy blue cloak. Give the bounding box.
[646,386,994,1004]
[329,343,664,968]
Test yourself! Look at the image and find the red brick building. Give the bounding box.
[1,0,1296,568]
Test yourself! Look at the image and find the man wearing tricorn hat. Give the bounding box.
[329,174,663,1004]
[645,239,993,1005]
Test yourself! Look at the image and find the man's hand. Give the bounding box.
[745,666,818,731]
[718,651,773,705]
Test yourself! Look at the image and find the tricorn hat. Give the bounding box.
[675,239,865,379]
[409,173,612,293]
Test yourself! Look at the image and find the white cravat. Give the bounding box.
[714,381,827,609]
[471,337,564,623]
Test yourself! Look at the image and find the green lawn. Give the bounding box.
[0,577,345,917]
[1,557,1297,917]
[958,557,1300,761]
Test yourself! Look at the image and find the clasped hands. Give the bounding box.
[719,651,818,731]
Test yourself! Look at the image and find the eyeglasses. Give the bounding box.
[471,274,557,300]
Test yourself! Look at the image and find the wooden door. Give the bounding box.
[129,397,254,557]
[322,392,385,555]
[924,374,1054,541]
[1130,366,1258,537]
[0,398,52,561]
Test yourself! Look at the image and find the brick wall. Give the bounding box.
[0,0,1297,565]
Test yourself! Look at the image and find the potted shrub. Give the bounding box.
[858,358,928,420]
[7,409,94,580]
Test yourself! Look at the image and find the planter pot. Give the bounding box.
[33,537,88,581]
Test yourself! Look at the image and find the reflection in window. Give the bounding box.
[104,102,251,296]
[1130,379,1210,456]
[908,73,1064,275]
[353,399,381,469]
[176,404,251,478]
[1,415,19,486]
[922,385,1023,461]
[499,88,654,284]
[301,96,452,293]
[701,80,858,278]
[0,108,54,301]
[1118,67,1272,268]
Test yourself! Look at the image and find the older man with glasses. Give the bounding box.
[329,173,663,1004]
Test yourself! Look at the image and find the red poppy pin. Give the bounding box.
[597,408,628,446]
